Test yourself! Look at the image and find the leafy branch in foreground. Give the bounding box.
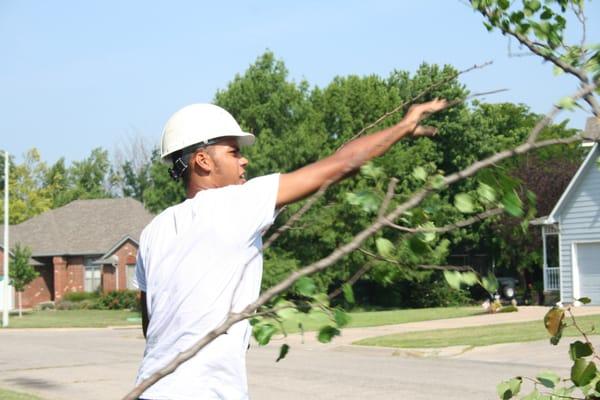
[496,300,600,400]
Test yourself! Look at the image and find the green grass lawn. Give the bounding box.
[5,309,141,329]
[355,314,600,348]
[281,306,482,333]
[0,388,44,400]
[4,307,479,330]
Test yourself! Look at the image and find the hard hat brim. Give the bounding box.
[161,132,256,163]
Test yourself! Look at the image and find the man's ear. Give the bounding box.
[192,149,212,173]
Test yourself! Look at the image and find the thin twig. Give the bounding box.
[567,308,598,357]
[342,61,494,144]
[528,83,598,143]
[358,247,475,272]
[328,262,375,301]
[378,178,399,220]
[385,207,504,234]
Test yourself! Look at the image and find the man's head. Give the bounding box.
[160,104,254,191]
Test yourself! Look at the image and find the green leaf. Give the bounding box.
[317,325,341,343]
[477,182,497,203]
[536,371,560,388]
[571,359,597,386]
[444,270,462,290]
[577,297,592,305]
[498,0,509,10]
[360,162,384,179]
[521,388,542,400]
[540,7,553,20]
[334,308,350,328]
[429,174,446,189]
[412,166,427,181]
[295,277,317,297]
[408,235,428,255]
[345,190,381,214]
[276,343,290,362]
[419,222,436,242]
[376,237,395,258]
[455,193,475,213]
[275,300,298,320]
[461,272,479,286]
[497,377,522,399]
[254,323,278,346]
[342,283,355,304]
[557,96,576,110]
[501,190,524,217]
[569,341,594,361]
[482,273,499,293]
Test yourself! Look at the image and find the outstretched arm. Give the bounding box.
[276,99,447,208]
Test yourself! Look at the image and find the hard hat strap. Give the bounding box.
[168,157,188,181]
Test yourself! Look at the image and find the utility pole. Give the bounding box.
[3,150,9,327]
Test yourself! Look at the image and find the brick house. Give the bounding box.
[0,198,154,309]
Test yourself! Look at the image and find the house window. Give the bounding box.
[84,257,101,292]
[126,264,136,290]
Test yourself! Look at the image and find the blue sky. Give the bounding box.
[1,1,598,164]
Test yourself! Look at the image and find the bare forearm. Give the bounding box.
[336,119,417,166]
[276,121,417,207]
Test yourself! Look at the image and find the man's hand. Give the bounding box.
[404,98,448,126]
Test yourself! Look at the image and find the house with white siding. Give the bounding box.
[537,133,600,305]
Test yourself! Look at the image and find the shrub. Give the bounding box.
[55,300,78,310]
[63,291,99,302]
[351,271,473,309]
[35,301,55,311]
[95,290,140,311]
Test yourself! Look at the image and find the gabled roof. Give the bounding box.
[545,143,599,224]
[0,198,154,257]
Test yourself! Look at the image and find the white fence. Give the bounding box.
[544,267,560,291]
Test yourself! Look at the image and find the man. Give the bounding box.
[134,99,446,399]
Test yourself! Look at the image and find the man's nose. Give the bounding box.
[240,156,249,167]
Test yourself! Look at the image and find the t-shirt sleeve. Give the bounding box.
[133,236,147,292]
[231,173,280,238]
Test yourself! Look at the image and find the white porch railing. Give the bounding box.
[544,267,560,291]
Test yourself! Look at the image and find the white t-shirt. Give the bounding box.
[134,173,280,400]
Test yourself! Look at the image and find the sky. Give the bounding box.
[1,0,599,165]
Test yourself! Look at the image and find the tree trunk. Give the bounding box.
[18,291,22,317]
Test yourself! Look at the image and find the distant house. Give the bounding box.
[536,137,600,305]
[0,198,154,309]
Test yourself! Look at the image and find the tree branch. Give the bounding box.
[358,247,475,272]
[385,207,504,234]
[473,3,600,116]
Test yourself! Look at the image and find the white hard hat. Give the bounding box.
[160,103,255,160]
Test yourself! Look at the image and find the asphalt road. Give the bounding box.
[0,326,584,400]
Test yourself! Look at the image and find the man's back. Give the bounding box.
[134,174,279,400]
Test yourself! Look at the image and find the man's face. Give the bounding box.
[206,137,249,187]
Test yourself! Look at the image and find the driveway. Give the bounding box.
[0,306,598,400]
